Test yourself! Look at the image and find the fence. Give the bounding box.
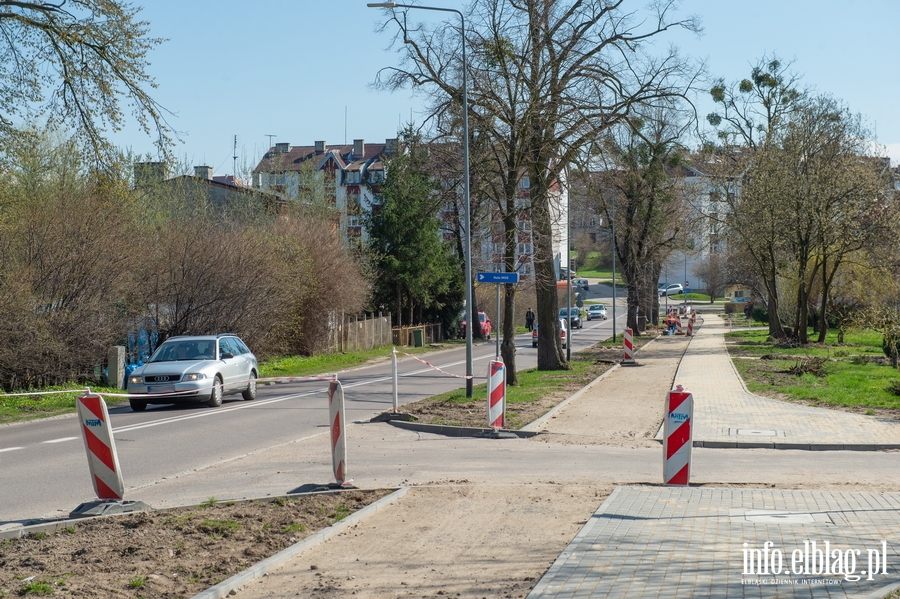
[327,312,393,353]
[391,323,443,347]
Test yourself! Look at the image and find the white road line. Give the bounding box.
[0,447,23,453]
[42,437,77,444]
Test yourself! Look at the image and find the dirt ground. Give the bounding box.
[0,333,672,599]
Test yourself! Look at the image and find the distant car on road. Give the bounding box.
[574,278,589,291]
[531,318,568,349]
[126,334,258,411]
[659,283,684,297]
[559,307,583,329]
[461,311,492,340]
[587,304,607,320]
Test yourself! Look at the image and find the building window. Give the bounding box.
[517,176,530,189]
[517,243,533,255]
[346,171,361,184]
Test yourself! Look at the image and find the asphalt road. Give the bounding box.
[0,287,624,523]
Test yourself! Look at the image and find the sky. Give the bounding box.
[109,0,900,175]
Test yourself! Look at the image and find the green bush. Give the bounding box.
[882,334,900,361]
[751,305,769,323]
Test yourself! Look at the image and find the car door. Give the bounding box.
[217,337,244,392]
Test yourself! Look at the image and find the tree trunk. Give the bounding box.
[501,284,518,386]
[530,173,565,370]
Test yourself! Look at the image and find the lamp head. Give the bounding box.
[367,2,398,7]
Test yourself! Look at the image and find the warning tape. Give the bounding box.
[392,348,485,380]
[0,374,339,400]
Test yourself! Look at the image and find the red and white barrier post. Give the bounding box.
[623,328,635,364]
[328,380,349,486]
[687,317,693,336]
[663,384,693,486]
[391,347,399,413]
[76,391,125,501]
[676,314,683,335]
[487,360,505,428]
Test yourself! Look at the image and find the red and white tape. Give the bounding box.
[393,349,481,380]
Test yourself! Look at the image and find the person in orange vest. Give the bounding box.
[665,313,677,335]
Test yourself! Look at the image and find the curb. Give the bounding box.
[383,335,661,439]
[693,441,900,451]
[386,420,538,438]
[190,487,410,599]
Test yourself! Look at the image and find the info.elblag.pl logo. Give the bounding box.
[743,540,890,582]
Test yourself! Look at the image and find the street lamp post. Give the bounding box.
[566,216,571,362]
[367,2,475,397]
[610,197,617,343]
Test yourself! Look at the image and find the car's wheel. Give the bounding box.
[242,371,258,400]
[206,376,223,407]
[130,400,147,412]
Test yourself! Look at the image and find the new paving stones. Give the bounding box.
[529,486,900,599]
[670,314,900,449]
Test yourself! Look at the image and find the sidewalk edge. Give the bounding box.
[190,487,410,599]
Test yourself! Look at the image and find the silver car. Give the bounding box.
[586,304,607,320]
[126,334,258,411]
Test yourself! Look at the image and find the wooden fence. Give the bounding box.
[392,323,444,347]
[327,312,393,353]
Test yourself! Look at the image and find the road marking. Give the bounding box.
[42,437,77,444]
[0,447,23,453]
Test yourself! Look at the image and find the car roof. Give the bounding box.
[163,333,237,342]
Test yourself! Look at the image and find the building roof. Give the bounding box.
[254,142,396,173]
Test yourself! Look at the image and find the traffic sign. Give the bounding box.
[477,272,519,284]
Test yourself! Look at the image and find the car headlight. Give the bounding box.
[128,375,143,385]
[182,373,207,381]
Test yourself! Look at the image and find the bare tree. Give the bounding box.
[591,110,693,332]
[0,1,174,163]
[692,252,726,302]
[374,0,700,369]
[738,96,891,343]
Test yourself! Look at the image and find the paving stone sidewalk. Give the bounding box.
[529,486,900,599]
[672,313,900,450]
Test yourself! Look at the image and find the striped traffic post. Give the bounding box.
[687,317,693,337]
[328,379,348,485]
[76,391,125,501]
[623,328,635,364]
[391,347,399,413]
[487,360,505,428]
[676,314,683,335]
[663,384,693,486]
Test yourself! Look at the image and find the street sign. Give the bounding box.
[477,272,519,284]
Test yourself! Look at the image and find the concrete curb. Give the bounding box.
[190,487,410,599]
[385,420,538,438]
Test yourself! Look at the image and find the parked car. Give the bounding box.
[559,307,583,329]
[587,304,607,320]
[460,311,491,340]
[573,278,589,291]
[126,334,258,411]
[531,319,568,349]
[559,267,576,281]
[659,283,684,297]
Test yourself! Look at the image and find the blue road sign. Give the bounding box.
[477,271,520,284]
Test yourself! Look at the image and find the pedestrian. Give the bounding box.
[525,307,535,331]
